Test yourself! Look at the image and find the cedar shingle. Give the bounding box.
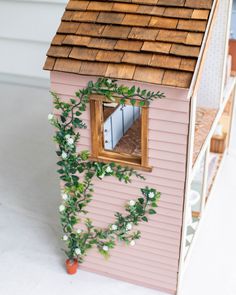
[129,27,159,41]
[185,0,213,9]
[170,44,200,57]
[57,22,79,34]
[164,8,193,19]
[180,58,197,71]
[112,3,139,13]
[52,35,66,45]
[106,64,135,79]
[134,67,164,84]
[157,30,187,44]
[63,35,91,46]
[89,38,117,50]
[102,25,131,39]
[162,70,192,88]
[133,0,158,4]
[72,11,99,22]
[54,58,82,74]
[62,11,74,21]
[149,6,165,16]
[177,19,207,32]
[157,0,185,6]
[87,2,113,11]
[80,61,108,76]
[150,55,181,70]
[192,10,210,20]
[96,50,124,63]
[149,17,178,29]
[122,14,151,26]
[186,32,204,46]
[122,52,152,65]
[66,1,89,11]
[76,23,105,37]
[115,40,143,51]
[47,46,71,58]
[43,57,56,71]
[70,48,98,61]
[142,41,171,54]
[97,12,125,24]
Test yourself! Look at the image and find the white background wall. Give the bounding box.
[0,0,67,87]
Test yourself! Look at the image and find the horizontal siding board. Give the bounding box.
[52,72,189,293]
[149,108,189,123]
[84,256,178,285]
[81,260,177,290]
[149,119,188,135]
[149,149,186,163]
[149,130,188,145]
[81,266,176,295]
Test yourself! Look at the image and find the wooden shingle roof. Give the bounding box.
[44,0,215,88]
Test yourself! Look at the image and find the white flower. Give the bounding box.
[105,166,113,173]
[129,200,135,206]
[130,240,136,247]
[126,223,132,231]
[59,205,65,212]
[63,235,68,241]
[76,228,82,234]
[67,137,74,145]
[65,134,71,139]
[102,245,109,252]
[75,248,81,255]
[148,192,155,199]
[111,224,118,231]
[62,193,68,201]
[61,152,67,159]
[48,113,54,121]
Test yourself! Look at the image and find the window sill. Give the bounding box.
[89,155,153,172]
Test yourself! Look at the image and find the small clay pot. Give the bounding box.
[66,259,78,275]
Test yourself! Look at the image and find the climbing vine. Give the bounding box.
[49,78,164,262]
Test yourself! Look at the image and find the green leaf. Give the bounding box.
[61,116,66,123]
[138,198,144,204]
[142,216,148,222]
[130,99,136,106]
[149,209,156,215]
[119,98,126,105]
[129,86,135,96]
[139,101,146,107]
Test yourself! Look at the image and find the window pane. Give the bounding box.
[102,102,141,157]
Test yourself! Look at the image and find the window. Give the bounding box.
[89,95,151,171]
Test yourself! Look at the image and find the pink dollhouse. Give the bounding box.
[44,0,236,294]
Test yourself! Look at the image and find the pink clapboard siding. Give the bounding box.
[51,71,189,295]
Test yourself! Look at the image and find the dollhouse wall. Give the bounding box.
[197,0,232,109]
[51,71,190,295]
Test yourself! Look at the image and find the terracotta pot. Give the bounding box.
[66,259,78,275]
